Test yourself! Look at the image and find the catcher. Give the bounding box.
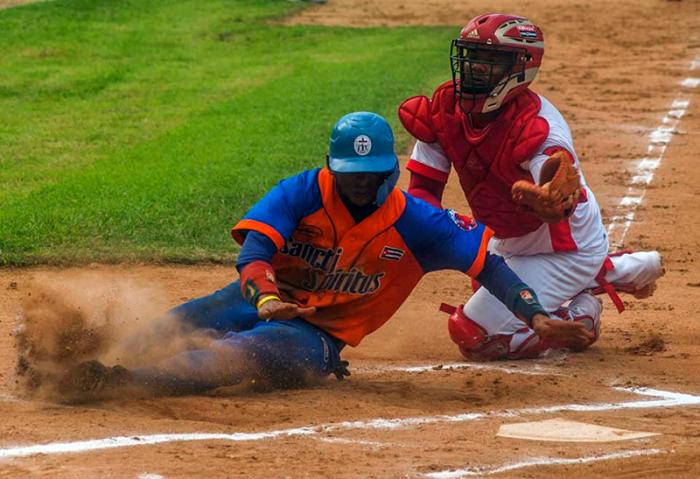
[62,112,592,397]
[398,13,664,360]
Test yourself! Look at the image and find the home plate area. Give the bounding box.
[496,418,659,443]
[2,360,699,477]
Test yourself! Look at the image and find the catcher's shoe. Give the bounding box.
[60,360,132,397]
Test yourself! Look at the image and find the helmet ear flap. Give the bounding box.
[375,163,400,206]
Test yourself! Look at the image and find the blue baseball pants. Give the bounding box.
[131,280,344,394]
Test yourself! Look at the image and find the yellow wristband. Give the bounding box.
[256,294,281,310]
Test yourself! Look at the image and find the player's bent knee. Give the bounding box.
[223,321,342,388]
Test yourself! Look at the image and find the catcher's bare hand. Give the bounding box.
[531,313,594,350]
[258,299,316,321]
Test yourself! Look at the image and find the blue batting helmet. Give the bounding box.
[327,112,399,205]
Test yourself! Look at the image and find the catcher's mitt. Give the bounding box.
[511,150,581,223]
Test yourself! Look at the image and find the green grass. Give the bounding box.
[0,0,454,265]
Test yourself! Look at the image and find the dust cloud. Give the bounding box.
[14,272,213,399]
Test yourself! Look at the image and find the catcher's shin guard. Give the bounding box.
[443,304,545,360]
[445,304,490,354]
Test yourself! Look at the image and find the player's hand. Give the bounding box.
[333,360,351,381]
[531,313,594,350]
[257,299,316,321]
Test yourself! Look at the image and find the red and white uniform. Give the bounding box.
[409,93,608,258]
[401,85,662,355]
[402,12,664,359]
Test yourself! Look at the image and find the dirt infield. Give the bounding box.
[0,0,42,8]
[2,0,700,477]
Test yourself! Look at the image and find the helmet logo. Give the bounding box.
[466,29,479,38]
[516,24,538,38]
[353,135,372,156]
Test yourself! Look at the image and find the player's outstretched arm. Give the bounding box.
[409,201,590,345]
[531,313,593,350]
[476,253,591,346]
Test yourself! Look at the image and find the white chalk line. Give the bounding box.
[691,54,700,71]
[1,387,697,460]
[358,361,563,377]
[422,448,664,478]
[314,436,393,448]
[606,56,698,248]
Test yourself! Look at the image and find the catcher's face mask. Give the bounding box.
[451,41,527,109]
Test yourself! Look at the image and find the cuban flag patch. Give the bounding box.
[380,246,405,261]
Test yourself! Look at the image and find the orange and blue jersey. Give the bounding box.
[232,167,493,347]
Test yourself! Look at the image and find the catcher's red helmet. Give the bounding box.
[451,13,544,114]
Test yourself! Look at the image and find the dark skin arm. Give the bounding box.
[531,313,594,350]
[257,299,316,321]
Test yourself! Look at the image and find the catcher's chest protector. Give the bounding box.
[401,83,549,238]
